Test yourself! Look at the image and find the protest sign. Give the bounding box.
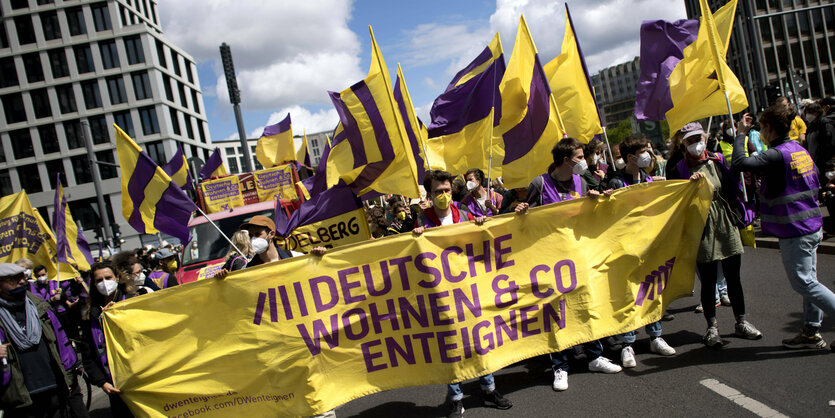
[253,165,298,202]
[276,208,370,253]
[201,177,245,213]
[104,180,712,417]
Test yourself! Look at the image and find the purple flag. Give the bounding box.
[275,181,362,238]
[634,19,699,121]
[162,145,194,190]
[199,147,224,180]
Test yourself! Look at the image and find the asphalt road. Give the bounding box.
[86,247,835,417]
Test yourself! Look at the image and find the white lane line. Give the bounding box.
[700,379,789,418]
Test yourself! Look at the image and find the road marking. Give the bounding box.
[700,379,789,418]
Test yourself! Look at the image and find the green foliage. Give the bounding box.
[606,119,633,144]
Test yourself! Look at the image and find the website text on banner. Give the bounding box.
[200,177,245,213]
[103,180,712,417]
[254,164,298,202]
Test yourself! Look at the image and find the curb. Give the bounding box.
[753,235,835,255]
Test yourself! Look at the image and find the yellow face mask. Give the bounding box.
[433,192,452,210]
[165,259,178,271]
[396,211,406,221]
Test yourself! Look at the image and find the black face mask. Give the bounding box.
[8,286,27,299]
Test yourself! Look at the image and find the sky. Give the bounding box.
[158,0,687,144]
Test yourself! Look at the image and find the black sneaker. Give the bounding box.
[483,390,512,410]
[447,399,464,418]
[782,330,827,349]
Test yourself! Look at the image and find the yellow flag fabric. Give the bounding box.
[253,164,298,202]
[104,180,712,417]
[255,114,295,169]
[275,208,371,254]
[425,109,493,176]
[543,10,603,143]
[297,132,310,166]
[200,177,245,213]
[666,0,747,133]
[54,182,93,272]
[0,191,78,280]
[324,27,420,198]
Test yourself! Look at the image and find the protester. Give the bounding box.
[385,200,416,235]
[411,170,511,418]
[461,168,502,217]
[13,259,33,283]
[148,248,179,289]
[366,206,388,239]
[669,122,762,347]
[498,187,528,214]
[211,230,255,281]
[776,97,807,146]
[83,261,135,416]
[112,252,159,295]
[604,136,676,366]
[806,98,835,186]
[516,138,621,391]
[0,263,76,417]
[733,108,835,350]
[582,140,607,191]
[239,215,294,267]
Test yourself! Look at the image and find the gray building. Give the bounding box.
[215,130,330,175]
[590,56,642,126]
[0,0,213,249]
[685,0,835,111]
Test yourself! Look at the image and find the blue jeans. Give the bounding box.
[620,321,662,344]
[779,228,835,327]
[550,340,603,372]
[447,373,495,401]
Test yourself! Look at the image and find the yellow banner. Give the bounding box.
[253,164,298,202]
[275,208,371,254]
[197,262,226,281]
[201,177,245,213]
[104,180,712,417]
[0,192,78,280]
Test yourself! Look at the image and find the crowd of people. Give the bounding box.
[0,98,833,418]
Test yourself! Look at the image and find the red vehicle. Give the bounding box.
[177,165,304,284]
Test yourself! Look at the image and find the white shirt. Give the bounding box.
[439,212,454,225]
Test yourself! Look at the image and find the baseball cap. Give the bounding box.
[681,122,705,140]
[0,263,25,279]
[240,215,275,232]
[156,248,175,259]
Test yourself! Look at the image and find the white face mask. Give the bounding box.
[96,279,118,296]
[636,152,653,168]
[725,128,734,137]
[134,272,146,286]
[687,141,706,157]
[572,159,588,174]
[825,170,835,180]
[615,158,626,170]
[592,154,600,165]
[36,276,47,284]
[23,269,31,279]
[466,180,479,192]
[251,237,269,255]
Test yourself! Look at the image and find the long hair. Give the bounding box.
[225,230,253,259]
[86,261,136,314]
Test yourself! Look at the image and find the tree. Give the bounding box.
[606,119,634,145]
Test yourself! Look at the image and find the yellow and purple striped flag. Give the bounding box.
[199,147,228,180]
[53,175,93,271]
[161,145,193,190]
[256,113,296,168]
[114,125,197,244]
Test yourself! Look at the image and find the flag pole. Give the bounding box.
[194,206,245,258]
[601,126,615,166]
[724,91,748,202]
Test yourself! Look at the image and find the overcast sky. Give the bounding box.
[158,0,687,145]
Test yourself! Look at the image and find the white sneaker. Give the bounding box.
[650,337,676,356]
[552,369,568,391]
[588,356,622,374]
[621,346,636,368]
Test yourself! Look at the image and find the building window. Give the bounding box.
[66,7,87,36]
[0,22,8,49]
[124,36,144,64]
[74,45,95,74]
[114,111,133,137]
[227,157,239,174]
[186,61,194,84]
[10,0,28,9]
[2,93,27,124]
[311,139,318,148]
[46,160,65,189]
[40,11,61,41]
[139,106,159,135]
[38,125,60,154]
[47,49,69,78]
[71,155,91,184]
[0,57,19,88]
[99,40,119,69]
[18,164,42,194]
[169,108,181,135]
[131,71,152,100]
[0,171,12,196]
[170,50,180,76]
[14,16,37,45]
[191,90,200,113]
[89,115,109,144]
[91,2,112,32]
[155,39,166,68]
[177,82,187,107]
[30,88,52,118]
[313,148,320,157]
[22,53,44,83]
[106,76,127,104]
[184,114,194,139]
[10,129,35,159]
[96,150,117,179]
[56,84,77,114]
[81,80,102,109]
[199,122,207,142]
[160,74,172,101]
[144,140,165,165]
[64,120,84,149]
